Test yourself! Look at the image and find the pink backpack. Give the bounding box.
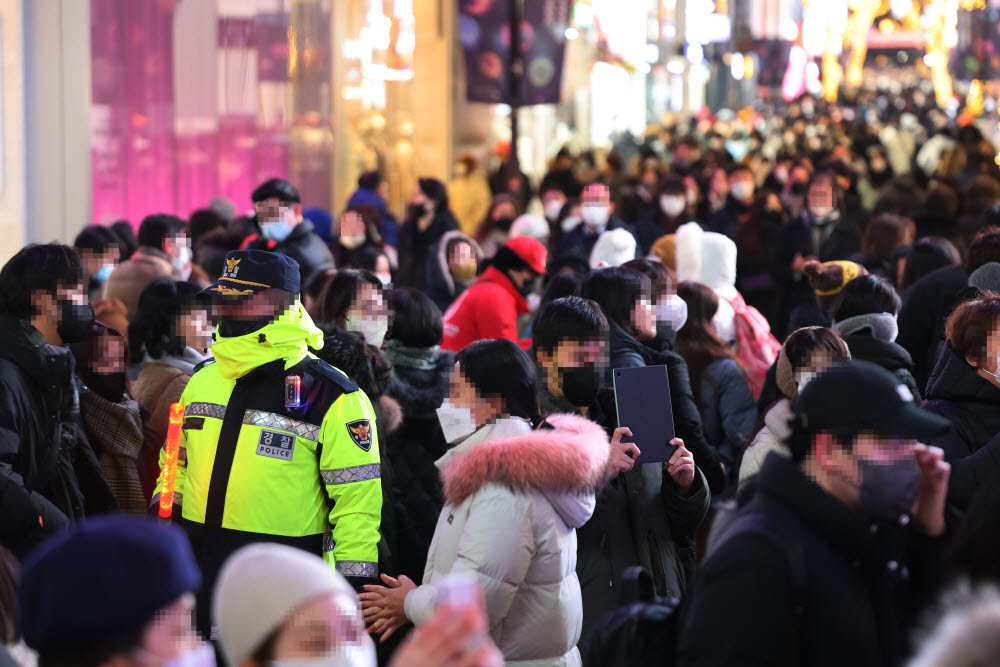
[723,292,781,400]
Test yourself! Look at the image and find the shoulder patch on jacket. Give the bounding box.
[346,419,373,451]
[307,358,359,394]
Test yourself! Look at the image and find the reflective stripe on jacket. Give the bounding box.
[154,304,381,580]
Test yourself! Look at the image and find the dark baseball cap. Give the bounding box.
[795,360,949,442]
[200,250,301,298]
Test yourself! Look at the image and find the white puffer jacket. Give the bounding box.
[404,414,610,667]
[737,398,794,488]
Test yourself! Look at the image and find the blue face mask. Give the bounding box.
[94,264,115,284]
[260,220,294,242]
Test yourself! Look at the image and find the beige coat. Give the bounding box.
[132,361,192,442]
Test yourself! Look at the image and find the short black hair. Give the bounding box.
[579,266,650,333]
[251,178,300,204]
[73,225,119,252]
[900,236,960,291]
[358,171,382,190]
[418,177,449,211]
[0,244,83,319]
[188,209,226,247]
[350,247,388,274]
[966,229,1000,275]
[137,214,187,249]
[533,296,608,357]
[833,274,902,320]
[389,288,442,348]
[128,279,204,361]
[456,339,541,427]
[110,221,138,260]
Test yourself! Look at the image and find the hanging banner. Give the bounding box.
[458,0,570,105]
[521,0,571,104]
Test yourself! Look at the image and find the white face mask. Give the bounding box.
[172,246,193,280]
[346,316,388,349]
[561,215,582,233]
[375,273,392,287]
[659,195,687,218]
[260,221,294,242]
[796,371,816,392]
[527,292,542,313]
[581,204,609,231]
[544,199,565,221]
[339,234,366,250]
[730,182,755,202]
[655,295,688,331]
[810,206,836,223]
[983,356,1000,384]
[271,641,376,667]
[137,643,216,667]
[436,399,477,444]
[171,245,191,272]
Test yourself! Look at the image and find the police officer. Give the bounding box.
[153,249,381,633]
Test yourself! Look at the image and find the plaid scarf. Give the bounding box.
[78,389,147,514]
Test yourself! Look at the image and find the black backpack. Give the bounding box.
[579,566,681,667]
[579,511,808,667]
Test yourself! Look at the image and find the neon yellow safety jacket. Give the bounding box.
[153,303,382,585]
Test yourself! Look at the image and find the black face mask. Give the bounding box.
[218,317,273,338]
[559,363,602,407]
[517,275,541,297]
[495,217,515,232]
[790,183,807,196]
[57,301,95,344]
[762,211,784,225]
[84,371,126,402]
[410,202,429,219]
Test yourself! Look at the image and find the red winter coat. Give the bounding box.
[441,266,531,352]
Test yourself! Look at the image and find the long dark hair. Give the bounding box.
[675,281,742,407]
[128,279,203,362]
[579,266,649,340]
[317,269,384,329]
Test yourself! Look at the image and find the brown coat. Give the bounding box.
[104,248,173,320]
[132,362,191,443]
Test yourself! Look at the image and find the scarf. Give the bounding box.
[78,388,146,514]
[385,340,442,371]
[143,347,211,376]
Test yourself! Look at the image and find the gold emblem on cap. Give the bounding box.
[212,284,255,295]
[224,257,241,276]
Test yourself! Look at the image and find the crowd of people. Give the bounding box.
[5,86,1000,665]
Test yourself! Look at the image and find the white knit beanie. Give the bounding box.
[509,214,551,243]
[212,544,363,666]
[589,228,637,269]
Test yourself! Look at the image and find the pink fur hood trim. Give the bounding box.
[441,413,611,508]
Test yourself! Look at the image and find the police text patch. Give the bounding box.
[257,429,295,460]
[346,419,372,451]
